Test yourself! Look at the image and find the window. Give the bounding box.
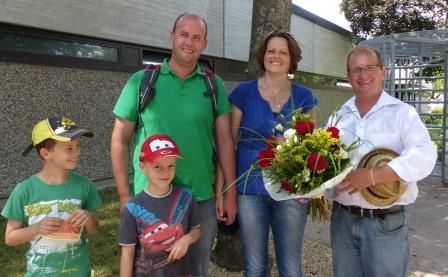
[0,23,223,73]
[0,32,118,62]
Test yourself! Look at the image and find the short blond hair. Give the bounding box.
[347,46,384,72]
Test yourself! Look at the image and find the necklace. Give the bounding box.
[259,78,291,110]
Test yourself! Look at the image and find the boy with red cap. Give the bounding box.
[1,116,102,276]
[119,134,201,277]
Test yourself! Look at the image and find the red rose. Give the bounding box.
[307,152,328,172]
[280,180,295,192]
[295,121,315,135]
[326,127,340,138]
[258,147,275,168]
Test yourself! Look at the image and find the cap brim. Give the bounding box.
[22,144,34,157]
[22,128,93,157]
[54,128,94,140]
[149,154,183,163]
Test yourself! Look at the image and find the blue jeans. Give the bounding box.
[189,198,216,277]
[238,194,308,277]
[330,203,410,277]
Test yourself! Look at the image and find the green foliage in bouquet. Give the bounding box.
[264,110,354,194]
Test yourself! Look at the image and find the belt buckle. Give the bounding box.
[360,208,364,217]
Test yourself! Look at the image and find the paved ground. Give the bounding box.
[3,176,445,276]
[305,175,448,277]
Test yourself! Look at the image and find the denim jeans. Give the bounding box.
[189,198,216,277]
[330,203,410,277]
[238,194,308,277]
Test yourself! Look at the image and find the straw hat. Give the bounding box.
[358,148,407,206]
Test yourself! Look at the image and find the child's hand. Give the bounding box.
[68,209,90,230]
[165,236,190,262]
[36,217,64,235]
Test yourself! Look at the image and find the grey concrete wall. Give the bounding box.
[0,60,352,198]
[0,62,130,198]
[313,87,353,126]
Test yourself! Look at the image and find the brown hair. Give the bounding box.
[34,138,57,159]
[346,46,384,72]
[172,13,208,39]
[255,31,302,74]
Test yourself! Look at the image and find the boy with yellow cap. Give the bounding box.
[1,116,102,276]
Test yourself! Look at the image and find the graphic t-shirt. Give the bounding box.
[1,172,102,277]
[119,186,201,277]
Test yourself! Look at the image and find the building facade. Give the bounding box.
[0,0,353,198]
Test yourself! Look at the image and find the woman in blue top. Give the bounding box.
[229,31,318,276]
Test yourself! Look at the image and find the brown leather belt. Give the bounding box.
[334,202,405,219]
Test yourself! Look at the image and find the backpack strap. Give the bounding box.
[168,187,192,224]
[201,68,220,163]
[201,68,219,120]
[137,64,161,130]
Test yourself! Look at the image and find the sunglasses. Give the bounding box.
[266,30,295,40]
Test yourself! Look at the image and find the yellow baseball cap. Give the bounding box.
[22,116,94,157]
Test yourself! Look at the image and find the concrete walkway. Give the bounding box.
[304,175,448,277]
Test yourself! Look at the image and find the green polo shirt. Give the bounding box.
[113,59,231,201]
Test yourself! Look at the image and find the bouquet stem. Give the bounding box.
[309,197,331,222]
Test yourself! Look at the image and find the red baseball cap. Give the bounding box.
[139,134,182,163]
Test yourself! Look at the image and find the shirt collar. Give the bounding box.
[341,90,400,114]
[160,58,204,77]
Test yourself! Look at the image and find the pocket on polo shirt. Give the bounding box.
[375,210,408,234]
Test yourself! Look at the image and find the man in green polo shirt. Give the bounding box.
[111,13,236,277]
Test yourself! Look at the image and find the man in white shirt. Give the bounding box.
[328,46,437,277]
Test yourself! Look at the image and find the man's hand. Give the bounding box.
[34,217,63,235]
[338,168,372,194]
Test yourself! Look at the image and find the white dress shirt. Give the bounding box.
[327,91,437,208]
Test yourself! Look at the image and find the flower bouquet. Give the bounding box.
[257,108,359,222]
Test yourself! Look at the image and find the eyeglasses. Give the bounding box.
[348,65,380,76]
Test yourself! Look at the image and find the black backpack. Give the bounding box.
[136,63,219,131]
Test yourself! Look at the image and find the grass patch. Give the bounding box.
[0,187,121,277]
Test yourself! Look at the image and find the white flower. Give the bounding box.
[293,135,299,144]
[276,144,282,151]
[283,128,296,140]
[340,149,349,159]
[275,124,284,132]
[302,168,311,182]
